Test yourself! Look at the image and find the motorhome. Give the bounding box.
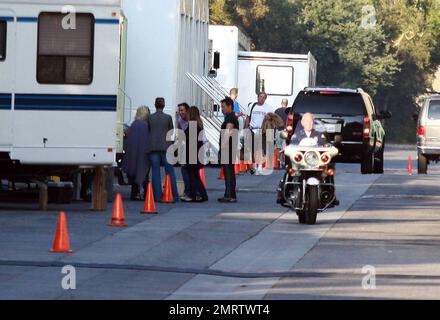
[0,0,122,174]
[0,0,210,206]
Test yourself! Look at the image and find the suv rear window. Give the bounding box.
[293,92,365,116]
[428,100,440,120]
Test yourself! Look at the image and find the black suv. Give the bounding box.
[287,87,391,174]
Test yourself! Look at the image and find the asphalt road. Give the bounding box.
[1,145,440,300]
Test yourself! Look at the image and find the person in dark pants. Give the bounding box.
[177,103,191,199]
[218,98,239,203]
[147,98,179,203]
[181,107,208,202]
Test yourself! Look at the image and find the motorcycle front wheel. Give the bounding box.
[305,185,319,225]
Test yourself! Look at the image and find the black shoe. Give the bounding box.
[195,196,209,203]
[218,197,237,203]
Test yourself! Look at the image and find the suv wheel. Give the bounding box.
[361,151,374,174]
[373,141,385,174]
[418,152,428,174]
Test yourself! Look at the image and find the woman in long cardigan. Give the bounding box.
[122,106,151,200]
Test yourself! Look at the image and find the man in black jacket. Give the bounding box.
[218,98,239,203]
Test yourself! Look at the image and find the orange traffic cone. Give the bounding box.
[50,212,73,253]
[235,163,240,175]
[141,183,157,214]
[408,156,413,176]
[109,193,128,227]
[199,168,207,189]
[161,175,174,203]
[218,167,225,180]
[240,160,247,173]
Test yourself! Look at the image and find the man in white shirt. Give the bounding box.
[244,92,274,175]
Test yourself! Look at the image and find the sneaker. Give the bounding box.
[195,196,209,203]
[218,197,237,203]
[180,196,194,202]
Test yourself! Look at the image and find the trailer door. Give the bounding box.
[0,11,15,151]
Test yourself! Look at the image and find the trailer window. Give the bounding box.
[0,20,6,61]
[256,65,293,96]
[37,12,94,84]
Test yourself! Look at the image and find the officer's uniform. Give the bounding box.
[291,129,327,146]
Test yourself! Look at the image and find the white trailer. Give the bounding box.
[237,51,317,110]
[122,0,210,122]
[0,0,122,169]
[208,25,317,111]
[208,25,251,93]
[0,0,210,173]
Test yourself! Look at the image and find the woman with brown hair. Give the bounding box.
[181,106,208,202]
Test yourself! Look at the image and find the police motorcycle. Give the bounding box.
[277,120,339,225]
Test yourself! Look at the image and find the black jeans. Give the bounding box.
[222,164,237,199]
[187,165,208,200]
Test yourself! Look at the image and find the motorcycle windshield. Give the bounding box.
[290,118,328,147]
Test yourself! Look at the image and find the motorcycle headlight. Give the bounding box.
[305,151,319,167]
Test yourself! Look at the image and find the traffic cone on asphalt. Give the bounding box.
[240,160,247,173]
[161,175,174,203]
[140,183,157,215]
[50,212,73,253]
[408,156,413,176]
[109,193,128,227]
[218,167,225,180]
[235,163,240,175]
[199,168,207,189]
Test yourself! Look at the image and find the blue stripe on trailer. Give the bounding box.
[16,95,117,101]
[10,17,119,24]
[14,94,117,112]
[17,17,38,23]
[0,16,14,22]
[95,19,119,25]
[15,105,117,111]
[0,94,12,110]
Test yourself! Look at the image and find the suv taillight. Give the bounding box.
[287,114,294,134]
[363,116,370,139]
[418,125,425,137]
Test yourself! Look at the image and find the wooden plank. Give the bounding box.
[92,166,107,211]
[38,182,48,211]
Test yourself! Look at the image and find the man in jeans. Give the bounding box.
[218,98,239,203]
[147,98,179,202]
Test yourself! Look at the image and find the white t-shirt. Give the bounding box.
[249,103,274,130]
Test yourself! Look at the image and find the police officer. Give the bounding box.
[291,113,326,146]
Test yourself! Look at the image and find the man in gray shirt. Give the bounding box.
[147,98,179,202]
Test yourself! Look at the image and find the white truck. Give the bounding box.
[208,25,317,111]
[0,0,210,206]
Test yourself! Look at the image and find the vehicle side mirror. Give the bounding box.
[213,51,220,70]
